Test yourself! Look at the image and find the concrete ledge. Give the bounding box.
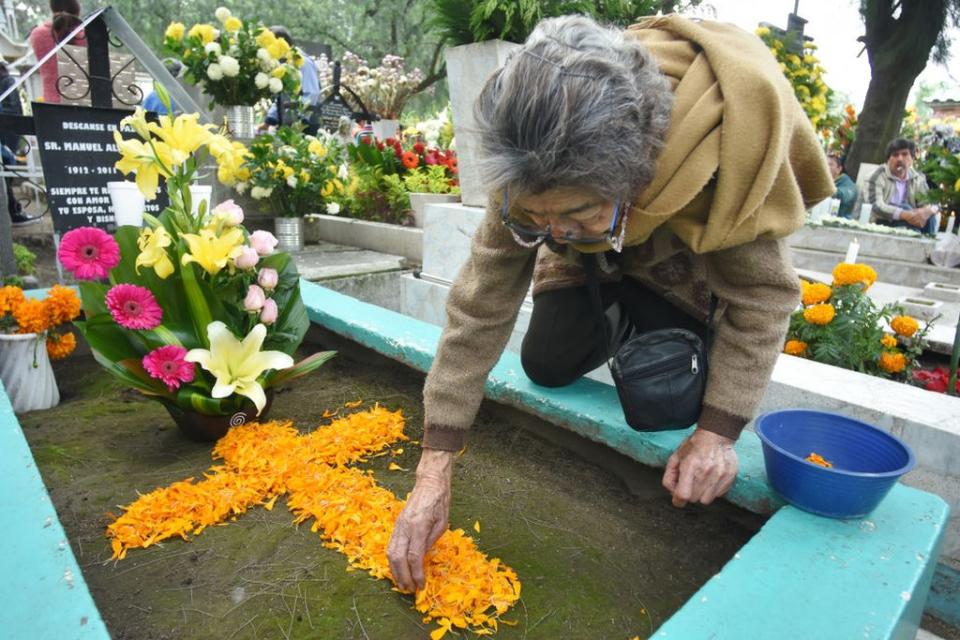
[300,280,951,638]
[0,380,109,637]
[789,224,935,264]
[303,214,423,264]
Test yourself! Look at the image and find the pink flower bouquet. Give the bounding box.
[60,86,333,436]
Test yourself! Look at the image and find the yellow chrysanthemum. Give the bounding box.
[878,351,907,374]
[45,284,81,326]
[832,263,878,290]
[46,331,77,360]
[801,282,832,306]
[307,139,327,158]
[890,315,919,338]
[784,339,808,356]
[880,334,898,349]
[187,23,218,44]
[267,37,291,60]
[255,29,276,49]
[0,285,25,315]
[165,22,185,41]
[223,16,242,32]
[803,303,835,325]
[13,298,49,334]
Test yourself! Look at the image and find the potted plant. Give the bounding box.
[60,86,334,442]
[403,156,460,228]
[163,7,303,138]
[0,284,81,413]
[237,127,346,252]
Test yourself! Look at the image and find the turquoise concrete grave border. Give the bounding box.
[0,379,109,637]
[0,283,949,637]
[302,280,951,639]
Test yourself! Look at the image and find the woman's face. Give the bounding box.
[513,186,617,244]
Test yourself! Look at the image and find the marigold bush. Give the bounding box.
[784,262,928,382]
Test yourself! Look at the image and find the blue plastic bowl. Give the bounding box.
[755,409,915,519]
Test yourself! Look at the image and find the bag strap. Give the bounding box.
[581,253,718,358]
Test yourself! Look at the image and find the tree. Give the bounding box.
[845,0,960,181]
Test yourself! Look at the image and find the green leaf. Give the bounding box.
[266,350,336,387]
[91,351,171,398]
[180,261,215,347]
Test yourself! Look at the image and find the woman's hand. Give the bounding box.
[661,428,738,507]
[387,448,455,592]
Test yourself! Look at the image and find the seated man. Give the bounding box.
[865,138,938,235]
[827,153,857,218]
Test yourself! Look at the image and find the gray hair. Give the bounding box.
[474,15,673,203]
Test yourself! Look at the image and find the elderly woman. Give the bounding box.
[388,14,833,591]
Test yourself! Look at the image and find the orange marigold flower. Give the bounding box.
[401,151,419,169]
[878,351,907,374]
[803,303,835,325]
[0,285,26,315]
[46,331,77,360]
[805,452,833,468]
[890,315,919,338]
[45,284,81,326]
[832,263,877,290]
[801,282,832,306]
[880,334,897,349]
[784,339,808,356]
[13,298,48,334]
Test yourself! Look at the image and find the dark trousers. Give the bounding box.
[521,277,708,388]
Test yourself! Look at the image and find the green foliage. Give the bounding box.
[403,165,460,194]
[13,243,36,276]
[918,143,960,214]
[345,166,412,225]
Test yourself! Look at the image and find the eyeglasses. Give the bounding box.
[500,187,629,251]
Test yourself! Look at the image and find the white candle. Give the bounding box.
[844,238,860,264]
[946,214,956,235]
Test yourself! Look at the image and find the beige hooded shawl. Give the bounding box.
[613,15,834,254]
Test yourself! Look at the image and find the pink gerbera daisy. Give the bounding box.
[142,345,195,392]
[58,227,121,280]
[105,284,163,330]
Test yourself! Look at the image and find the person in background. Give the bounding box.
[263,26,321,129]
[142,60,183,115]
[0,63,31,225]
[865,138,938,235]
[28,0,86,104]
[827,154,857,219]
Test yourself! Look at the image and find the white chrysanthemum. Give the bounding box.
[268,77,283,93]
[326,202,341,215]
[255,72,269,89]
[206,63,224,81]
[251,186,274,200]
[214,6,231,22]
[337,163,349,180]
[205,42,222,57]
[236,181,249,195]
[219,55,240,77]
[257,48,272,62]
[286,175,298,188]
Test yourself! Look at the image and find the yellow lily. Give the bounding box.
[113,131,183,200]
[120,107,151,139]
[135,226,174,278]
[185,322,293,414]
[147,113,215,158]
[180,227,245,275]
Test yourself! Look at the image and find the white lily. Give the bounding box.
[185,322,293,414]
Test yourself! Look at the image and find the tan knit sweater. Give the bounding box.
[421,16,834,450]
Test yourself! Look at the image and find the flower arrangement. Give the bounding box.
[403,107,456,150]
[784,262,929,381]
[756,27,832,130]
[61,87,333,428]
[824,103,858,157]
[918,143,960,217]
[403,165,461,195]
[316,51,424,119]
[163,7,302,109]
[236,127,346,217]
[0,284,81,360]
[810,215,922,238]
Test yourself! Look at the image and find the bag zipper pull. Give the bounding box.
[691,354,699,374]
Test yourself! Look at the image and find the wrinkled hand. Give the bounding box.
[387,448,454,592]
[662,428,738,507]
[901,208,933,228]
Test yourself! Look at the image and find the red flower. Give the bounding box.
[384,137,396,146]
[424,152,439,165]
[401,151,419,169]
[393,146,403,159]
[445,156,459,173]
[359,137,372,145]
[413,142,425,154]
[376,142,385,151]
[912,367,960,394]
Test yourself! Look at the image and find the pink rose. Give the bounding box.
[244,284,266,312]
[257,267,279,291]
[249,230,278,256]
[212,199,244,226]
[260,298,278,325]
[235,246,259,270]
